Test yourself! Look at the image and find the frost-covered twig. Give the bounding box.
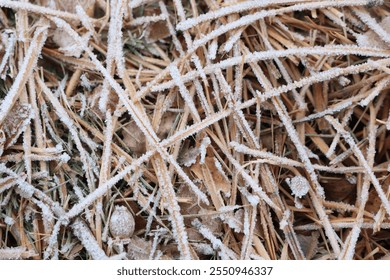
[51,16,209,205]
[192,219,238,260]
[354,8,390,45]
[0,26,47,125]
[0,30,15,77]
[99,0,127,112]
[326,115,390,217]
[72,218,109,259]
[154,156,192,259]
[0,0,82,22]
[36,76,95,192]
[0,247,37,259]
[152,47,390,92]
[177,0,371,31]
[188,1,376,51]
[360,77,390,107]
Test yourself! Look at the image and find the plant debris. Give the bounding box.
[0,0,389,260]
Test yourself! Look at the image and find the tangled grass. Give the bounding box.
[0,0,389,260]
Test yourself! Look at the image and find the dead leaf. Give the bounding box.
[1,102,32,149]
[322,177,356,203]
[127,236,152,260]
[146,21,170,43]
[123,112,176,155]
[191,157,231,210]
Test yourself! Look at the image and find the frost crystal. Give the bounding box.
[199,137,211,164]
[80,73,92,90]
[4,216,14,226]
[109,206,135,239]
[279,210,290,230]
[286,176,310,198]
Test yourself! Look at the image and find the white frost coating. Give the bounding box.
[129,0,156,9]
[259,37,306,110]
[159,1,184,56]
[75,5,96,40]
[208,38,219,60]
[37,78,95,191]
[79,92,87,117]
[0,0,83,21]
[192,243,214,255]
[297,100,353,123]
[59,153,71,162]
[62,43,162,164]
[279,210,291,230]
[342,226,363,260]
[33,198,54,233]
[99,109,114,186]
[4,216,14,226]
[220,149,280,211]
[223,29,244,53]
[44,219,62,259]
[218,205,241,212]
[166,152,209,204]
[0,31,15,77]
[338,77,351,87]
[326,116,390,217]
[360,77,390,107]
[194,79,211,116]
[152,156,192,260]
[0,247,35,260]
[214,157,231,185]
[109,206,135,239]
[0,165,34,199]
[80,73,92,90]
[295,222,390,231]
[305,147,319,160]
[326,109,354,158]
[64,150,154,220]
[199,137,211,164]
[239,186,260,206]
[286,176,310,198]
[387,110,390,130]
[99,0,126,112]
[152,45,390,93]
[188,1,374,51]
[130,14,167,26]
[72,219,109,259]
[55,30,91,58]
[192,219,238,260]
[0,26,47,125]
[354,11,390,46]
[219,213,243,233]
[275,18,305,41]
[243,208,250,236]
[169,64,201,121]
[177,0,329,31]
[272,99,325,198]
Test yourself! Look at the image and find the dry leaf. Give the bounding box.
[191,157,231,209]
[127,236,152,260]
[123,112,176,155]
[322,177,356,203]
[146,21,170,43]
[2,102,32,148]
